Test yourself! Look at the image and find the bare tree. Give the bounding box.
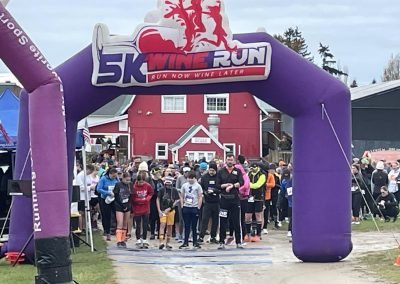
[382,53,400,82]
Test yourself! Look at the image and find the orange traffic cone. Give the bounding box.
[394,255,400,267]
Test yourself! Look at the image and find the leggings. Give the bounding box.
[270,189,279,222]
[99,198,116,234]
[134,215,149,240]
[352,192,362,218]
[263,200,271,229]
[220,198,241,244]
[199,202,219,239]
[182,207,199,245]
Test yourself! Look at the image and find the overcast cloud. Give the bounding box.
[0,0,399,85]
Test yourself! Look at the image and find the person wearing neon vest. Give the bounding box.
[245,162,266,243]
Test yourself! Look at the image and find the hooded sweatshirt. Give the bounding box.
[235,164,250,200]
[132,181,154,216]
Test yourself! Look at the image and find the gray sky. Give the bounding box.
[1,0,399,85]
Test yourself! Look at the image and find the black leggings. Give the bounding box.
[288,207,292,232]
[352,192,362,218]
[199,202,219,239]
[264,200,271,229]
[99,198,116,234]
[149,199,160,236]
[134,215,149,240]
[220,198,241,244]
[270,189,279,222]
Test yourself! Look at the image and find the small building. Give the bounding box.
[351,79,400,161]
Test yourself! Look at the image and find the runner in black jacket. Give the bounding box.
[198,162,220,244]
[217,153,244,249]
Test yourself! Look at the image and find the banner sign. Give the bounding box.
[92,0,272,87]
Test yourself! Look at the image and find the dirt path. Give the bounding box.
[108,230,400,284]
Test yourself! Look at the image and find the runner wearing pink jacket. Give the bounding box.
[235,163,250,242]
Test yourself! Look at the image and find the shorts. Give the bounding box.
[115,202,131,213]
[78,200,86,212]
[160,210,175,226]
[89,197,99,207]
[246,200,264,214]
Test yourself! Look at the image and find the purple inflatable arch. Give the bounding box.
[1,1,352,282]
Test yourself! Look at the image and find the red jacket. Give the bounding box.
[131,182,153,216]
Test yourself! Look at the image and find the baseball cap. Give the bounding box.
[199,162,208,170]
[183,167,191,173]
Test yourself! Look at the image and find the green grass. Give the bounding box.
[351,218,400,232]
[0,231,114,284]
[359,249,400,284]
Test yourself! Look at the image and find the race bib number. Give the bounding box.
[287,187,293,196]
[122,198,129,203]
[108,186,115,192]
[219,209,228,218]
[209,181,215,185]
[248,196,255,203]
[232,171,238,175]
[185,195,194,205]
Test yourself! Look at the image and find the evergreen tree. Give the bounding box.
[350,79,358,88]
[274,27,313,61]
[318,43,348,77]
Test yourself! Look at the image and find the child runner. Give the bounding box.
[180,172,203,249]
[114,173,132,248]
[157,176,180,250]
[131,174,154,248]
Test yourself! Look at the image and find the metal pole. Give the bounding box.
[81,145,94,252]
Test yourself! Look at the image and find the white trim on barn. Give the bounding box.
[170,125,229,152]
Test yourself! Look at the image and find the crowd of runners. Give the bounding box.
[74,151,399,251]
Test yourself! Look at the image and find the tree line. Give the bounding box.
[274,27,399,87]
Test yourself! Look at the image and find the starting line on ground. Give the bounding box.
[114,259,273,266]
[108,251,270,258]
[108,246,273,265]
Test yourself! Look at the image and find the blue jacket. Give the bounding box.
[280,178,293,207]
[97,175,119,199]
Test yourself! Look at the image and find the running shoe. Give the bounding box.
[136,239,142,246]
[198,238,204,244]
[209,238,218,244]
[117,242,123,248]
[225,236,235,245]
[236,243,244,249]
[263,229,269,234]
[166,244,173,250]
[218,243,225,250]
[150,234,155,240]
[120,242,127,248]
[287,231,292,238]
[179,243,189,249]
[194,243,202,249]
[106,234,111,241]
[394,214,398,222]
[159,244,165,250]
[274,222,280,229]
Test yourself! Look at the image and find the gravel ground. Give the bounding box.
[107,229,400,284]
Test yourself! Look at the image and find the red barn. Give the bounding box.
[84,92,274,163]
